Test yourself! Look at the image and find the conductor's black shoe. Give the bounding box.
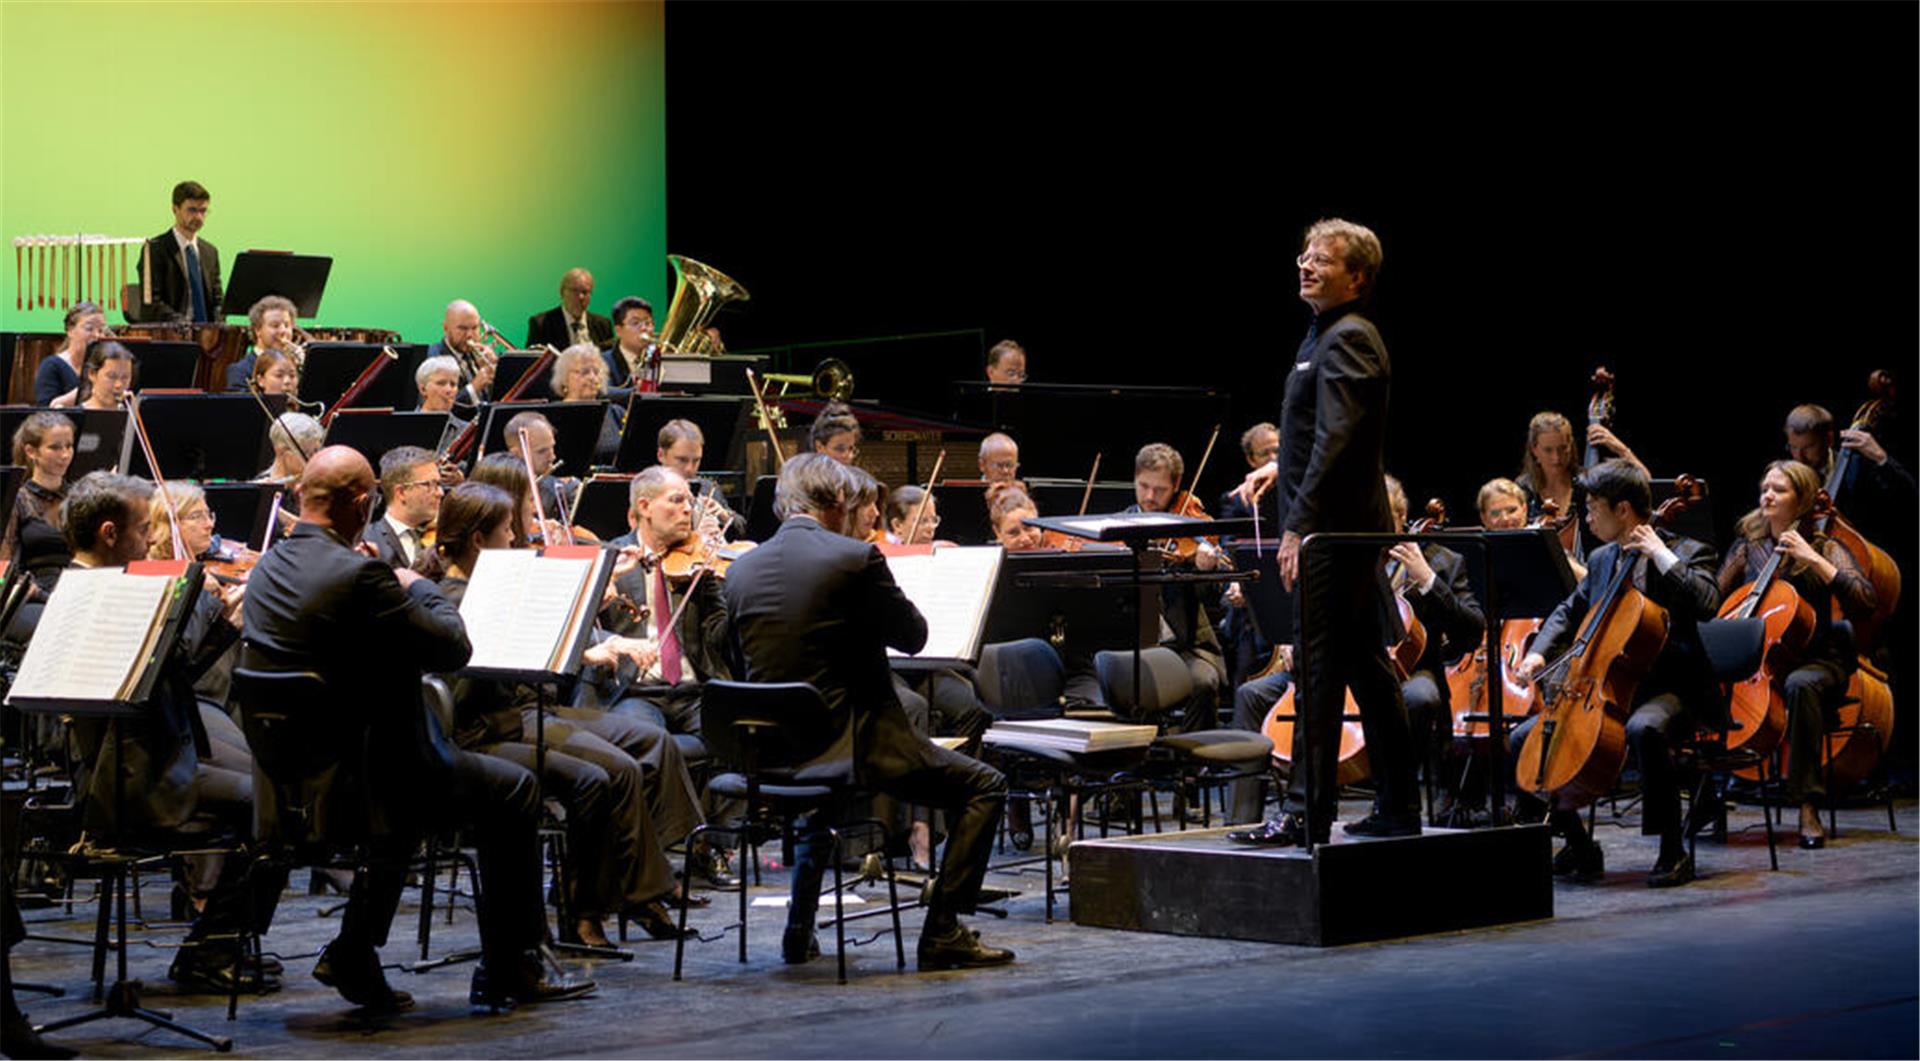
[1647,852,1695,889]
[917,923,1015,971]
[1342,811,1422,838]
[781,926,821,965]
[168,954,280,996]
[313,941,413,1012]
[470,950,596,1010]
[1551,842,1606,883]
[1224,813,1322,847]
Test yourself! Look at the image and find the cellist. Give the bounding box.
[1717,460,1874,849]
[1510,460,1722,888]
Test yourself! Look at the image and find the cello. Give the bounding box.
[1261,499,1442,785]
[1514,475,1704,812]
[1713,499,1819,761]
[1443,501,1572,737]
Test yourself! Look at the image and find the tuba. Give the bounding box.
[656,254,749,356]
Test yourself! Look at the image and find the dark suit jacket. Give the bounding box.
[131,230,222,323]
[577,531,736,714]
[1404,544,1486,680]
[1531,530,1723,724]
[722,517,933,781]
[526,307,613,352]
[360,516,410,570]
[424,339,491,406]
[240,521,472,838]
[1278,301,1392,538]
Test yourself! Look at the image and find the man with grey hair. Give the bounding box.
[978,432,1020,485]
[1229,216,1417,848]
[724,452,1014,971]
[259,412,324,483]
[527,267,613,352]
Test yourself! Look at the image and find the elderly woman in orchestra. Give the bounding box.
[412,353,470,454]
[36,301,110,406]
[552,342,623,466]
[255,412,323,485]
[51,340,135,411]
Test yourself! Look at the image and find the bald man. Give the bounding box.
[241,445,590,1010]
[978,432,1021,486]
[527,267,614,352]
[426,299,499,406]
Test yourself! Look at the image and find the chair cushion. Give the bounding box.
[1094,648,1194,714]
[978,639,1067,712]
[1156,729,1274,764]
[706,771,836,805]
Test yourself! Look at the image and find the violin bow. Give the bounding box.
[518,427,572,547]
[127,396,188,560]
[243,381,313,464]
[1182,424,1222,506]
[906,448,946,545]
[1077,453,1101,516]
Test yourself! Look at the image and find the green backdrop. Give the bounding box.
[1,1,666,343]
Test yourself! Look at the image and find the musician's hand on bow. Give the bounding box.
[1277,529,1301,592]
[1232,462,1278,507]
[217,581,246,625]
[1514,652,1547,684]
[609,544,649,582]
[1388,541,1434,590]
[584,635,658,673]
[1839,428,1888,464]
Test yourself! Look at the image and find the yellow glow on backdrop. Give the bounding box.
[1,1,666,342]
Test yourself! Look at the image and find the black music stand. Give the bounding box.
[113,340,199,391]
[221,251,331,319]
[321,410,449,468]
[612,395,751,473]
[570,475,634,541]
[474,401,603,476]
[492,352,547,399]
[931,480,992,545]
[983,549,1160,652]
[299,343,409,413]
[126,393,284,482]
[202,482,288,551]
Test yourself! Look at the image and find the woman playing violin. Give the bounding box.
[884,484,940,545]
[844,465,884,543]
[1717,460,1875,849]
[988,486,1047,552]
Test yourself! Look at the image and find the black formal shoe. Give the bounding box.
[3,1011,77,1060]
[686,843,741,891]
[781,926,821,965]
[168,954,281,996]
[313,941,414,1012]
[1798,831,1826,850]
[1224,814,1323,847]
[917,923,1015,971]
[470,950,596,1010]
[627,899,695,940]
[1342,811,1423,839]
[1647,852,1696,889]
[1551,842,1606,883]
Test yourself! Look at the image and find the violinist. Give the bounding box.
[1510,459,1722,887]
[884,484,941,544]
[1127,442,1226,731]
[361,445,443,569]
[846,465,884,543]
[1,412,73,587]
[256,412,323,485]
[551,342,623,466]
[657,418,745,539]
[427,481,698,943]
[1718,460,1875,849]
[34,300,107,405]
[224,295,299,392]
[143,480,254,775]
[51,340,134,411]
[504,410,576,527]
[1380,475,1485,816]
[988,485,1046,552]
[810,401,862,465]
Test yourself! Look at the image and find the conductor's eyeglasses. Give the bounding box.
[1296,251,1340,270]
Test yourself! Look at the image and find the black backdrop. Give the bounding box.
[664,3,1916,540]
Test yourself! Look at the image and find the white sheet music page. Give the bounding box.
[460,549,593,674]
[9,567,174,703]
[885,545,1003,662]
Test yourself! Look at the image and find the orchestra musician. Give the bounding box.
[1479,477,1528,531]
[1218,421,1282,688]
[810,402,862,465]
[1718,460,1875,848]
[130,180,220,324]
[1126,442,1227,731]
[657,418,745,539]
[1515,411,1584,532]
[883,485,940,544]
[551,342,623,466]
[246,348,301,399]
[606,295,656,390]
[51,339,134,411]
[256,412,322,485]
[412,354,469,453]
[723,453,1013,970]
[985,339,1027,385]
[503,411,575,528]
[1509,459,1723,887]
[978,432,1021,487]
[845,465,884,542]
[1784,403,1916,550]
[240,446,591,1010]
[225,295,300,392]
[526,267,613,353]
[426,481,696,945]
[1227,217,1420,846]
[361,446,445,569]
[1,412,73,581]
[426,300,500,406]
[988,485,1045,552]
[35,300,108,405]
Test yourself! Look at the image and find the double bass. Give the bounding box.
[1514,475,1704,811]
[1813,370,1901,648]
[1261,500,1442,785]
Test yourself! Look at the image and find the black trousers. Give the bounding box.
[789,745,1005,933]
[1782,658,1849,802]
[1509,691,1694,841]
[1283,547,1416,829]
[1228,670,1290,825]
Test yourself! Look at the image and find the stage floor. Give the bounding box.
[13,797,1918,1059]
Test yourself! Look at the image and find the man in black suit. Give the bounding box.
[1227,217,1419,847]
[722,454,1013,970]
[360,446,443,568]
[604,295,656,390]
[526,268,614,353]
[241,446,590,1010]
[130,180,221,324]
[425,300,499,407]
[1509,459,1722,887]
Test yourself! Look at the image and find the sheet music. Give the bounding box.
[460,549,594,674]
[885,545,1002,662]
[1057,513,1184,535]
[9,567,175,703]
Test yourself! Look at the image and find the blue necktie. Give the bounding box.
[184,242,208,322]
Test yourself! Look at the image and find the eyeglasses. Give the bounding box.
[1295,252,1339,270]
[180,509,215,523]
[400,479,444,492]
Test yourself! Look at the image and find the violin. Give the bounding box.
[1514,474,1704,811]
[654,535,757,583]
[1152,426,1226,565]
[201,540,261,586]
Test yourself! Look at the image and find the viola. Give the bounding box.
[1514,474,1703,811]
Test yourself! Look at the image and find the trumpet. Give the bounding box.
[286,324,315,371]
